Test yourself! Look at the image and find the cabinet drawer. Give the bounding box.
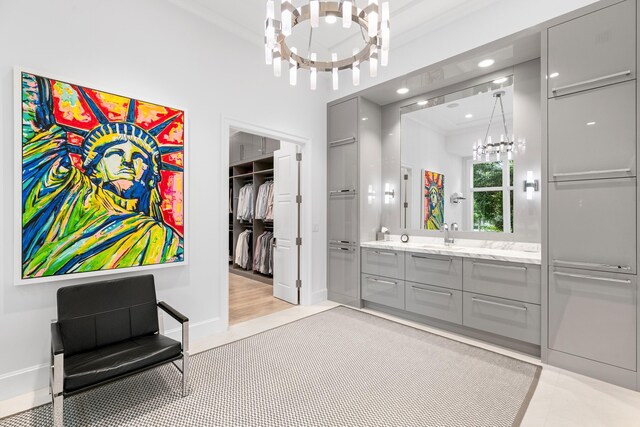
[549,81,636,182]
[406,282,462,325]
[361,274,405,310]
[549,268,637,370]
[328,138,358,194]
[328,195,358,245]
[405,252,462,290]
[548,0,636,98]
[361,248,404,279]
[328,98,358,144]
[549,178,636,274]
[463,259,541,304]
[463,292,541,345]
[328,245,359,300]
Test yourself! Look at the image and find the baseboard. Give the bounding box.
[308,289,328,305]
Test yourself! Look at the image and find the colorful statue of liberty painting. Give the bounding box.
[21,72,184,280]
[424,171,444,230]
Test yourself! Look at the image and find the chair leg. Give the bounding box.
[52,394,63,427]
[182,352,190,397]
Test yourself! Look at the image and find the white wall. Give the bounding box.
[329,0,598,101]
[0,0,328,401]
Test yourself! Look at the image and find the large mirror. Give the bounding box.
[400,77,521,233]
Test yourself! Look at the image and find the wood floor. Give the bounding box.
[229,273,293,325]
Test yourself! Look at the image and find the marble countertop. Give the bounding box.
[360,237,541,265]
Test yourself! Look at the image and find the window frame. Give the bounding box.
[465,158,514,233]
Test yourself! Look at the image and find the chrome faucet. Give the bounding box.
[443,222,457,246]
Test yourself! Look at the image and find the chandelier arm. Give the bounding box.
[482,97,499,147]
[308,27,313,56]
[498,94,510,138]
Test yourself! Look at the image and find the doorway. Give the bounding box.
[225,122,305,326]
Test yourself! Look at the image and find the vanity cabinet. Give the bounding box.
[361,248,405,279]
[548,81,637,181]
[463,259,541,304]
[406,282,463,325]
[405,252,463,290]
[361,274,405,310]
[547,0,636,98]
[327,97,382,307]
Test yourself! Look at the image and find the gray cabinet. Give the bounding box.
[549,178,636,274]
[328,138,358,193]
[328,246,359,304]
[361,274,405,310]
[548,81,637,181]
[406,282,463,325]
[463,259,541,304]
[328,98,358,143]
[549,268,637,371]
[463,292,541,345]
[361,248,405,279]
[547,0,636,98]
[405,252,463,290]
[328,194,358,246]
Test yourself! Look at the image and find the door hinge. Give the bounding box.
[296,195,302,204]
[296,237,302,246]
[296,279,302,289]
[404,202,408,208]
[296,152,302,162]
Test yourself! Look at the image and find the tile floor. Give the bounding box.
[2,301,640,426]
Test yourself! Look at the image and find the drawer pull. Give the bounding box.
[329,189,356,196]
[553,259,632,271]
[553,168,632,178]
[330,240,355,245]
[553,271,632,285]
[371,251,397,256]
[411,254,452,262]
[329,136,356,147]
[551,70,632,94]
[330,246,355,252]
[472,297,527,312]
[366,277,397,286]
[473,261,527,271]
[412,286,452,297]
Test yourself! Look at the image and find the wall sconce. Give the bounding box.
[524,171,539,200]
[450,192,466,204]
[384,183,395,204]
[368,185,376,205]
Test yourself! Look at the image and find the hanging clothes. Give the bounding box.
[236,183,254,221]
[234,229,252,269]
[264,181,275,221]
[253,231,274,275]
[255,181,274,221]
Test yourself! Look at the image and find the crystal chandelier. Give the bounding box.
[473,91,518,162]
[265,0,390,90]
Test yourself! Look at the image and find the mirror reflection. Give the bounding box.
[400,77,521,233]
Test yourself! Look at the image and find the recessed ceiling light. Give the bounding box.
[417,100,428,106]
[586,121,596,126]
[549,72,560,78]
[478,59,495,68]
[397,87,410,95]
[447,103,459,109]
[325,15,337,24]
[493,77,508,84]
[361,117,369,121]
[465,113,473,119]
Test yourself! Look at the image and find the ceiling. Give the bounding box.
[174,0,506,60]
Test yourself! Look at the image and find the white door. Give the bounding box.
[273,142,300,304]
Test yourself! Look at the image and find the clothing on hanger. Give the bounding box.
[234,229,252,269]
[253,231,274,275]
[255,181,274,221]
[236,183,254,221]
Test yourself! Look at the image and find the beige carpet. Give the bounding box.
[1,306,540,426]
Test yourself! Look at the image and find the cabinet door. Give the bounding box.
[328,98,358,144]
[361,274,405,310]
[549,81,637,181]
[405,253,463,290]
[548,0,636,98]
[328,138,358,194]
[549,178,637,274]
[328,245,359,300]
[463,259,541,304]
[406,282,463,325]
[328,193,358,245]
[361,248,404,279]
[549,268,637,370]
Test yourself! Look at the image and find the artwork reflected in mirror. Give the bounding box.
[400,76,521,233]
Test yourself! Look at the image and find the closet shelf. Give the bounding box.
[254,168,274,175]
[231,172,254,179]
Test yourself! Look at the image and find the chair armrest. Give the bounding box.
[51,322,64,356]
[158,301,188,324]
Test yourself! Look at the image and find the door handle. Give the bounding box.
[329,189,356,196]
[411,286,452,297]
[472,262,527,271]
[551,70,632,94]
[329,240,355,245]
[411,254,452,262]
[553,271,632,285]
[329,246,355,252]
[371,251,397,256]
[366,277,397,286]
[329,137,356,147]
[552,259,632,271]
[471,297,527,312]
[552,168,632,179]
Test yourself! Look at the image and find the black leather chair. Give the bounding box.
[50,275,189,426]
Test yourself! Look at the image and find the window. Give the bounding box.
[468,160,513,232]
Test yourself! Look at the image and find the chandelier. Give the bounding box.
[265,1,390,90]
[472,91,516,162]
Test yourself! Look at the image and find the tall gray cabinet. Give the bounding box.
[543,0,640,390]
[327,97,382,307]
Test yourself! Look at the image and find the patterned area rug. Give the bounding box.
[0,306,540,426]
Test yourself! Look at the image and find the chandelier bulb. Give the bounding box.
[368,0,379,38]
[310,52,317,90]
[343,1,352,28]
[274,54,282,77]
[369,45,378,77]
[352,48,360,86]
[310,0,320,28]
[282,1,292,36]
[332,52,339,90]
[289,47,298,86]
